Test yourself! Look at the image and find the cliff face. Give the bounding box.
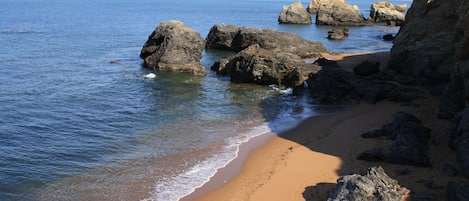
[388,0,461,82]
[389,0,469,110]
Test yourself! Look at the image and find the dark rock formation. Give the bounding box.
[140,20,205,75]
[382,34,395,41]
[388,0,462,83]
[446,181,469,201]
[315,0,371,26]
[307,66,410,104]
[369,1,406,26]
[278,2,312,24]
[313,57,340,68]
[327,27,349,40]
[211,44,319,87]
[308,67,356,104]
[353,60,380,76]
[359,112,432,167]
[438,67,466,119]
[327,166,410,201]
[205,24,326,58]
[448,108,469,178]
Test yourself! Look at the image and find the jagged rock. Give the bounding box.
[211,44,319,87]
[327,27,349,40]
[140,21,205,75]
[205,24,326,58]
[327,166,410,201]
[353,60,380,76]
[438,66,466,119]
[369,1,406,26]
[278,2,312,24]
[446,181,469,201]
[315,0,371,26]
[359,112,432,167]
[448,108,469,178]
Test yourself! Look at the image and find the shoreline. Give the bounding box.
[181,51,460,201]
[181,51,392,201]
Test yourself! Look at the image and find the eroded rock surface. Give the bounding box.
[140,21,205,75]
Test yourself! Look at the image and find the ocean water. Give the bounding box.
[0,0,410,200]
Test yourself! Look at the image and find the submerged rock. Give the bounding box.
[327,166,410,201]
[140,20,205,75]
[278,2,312,24]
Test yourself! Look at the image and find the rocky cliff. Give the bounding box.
[388,0,469,181]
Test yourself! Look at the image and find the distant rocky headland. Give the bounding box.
[140,0,469,199]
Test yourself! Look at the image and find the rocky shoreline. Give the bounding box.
[140,0,469,200]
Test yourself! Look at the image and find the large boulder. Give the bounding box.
[369,1,406,26]
[315,0,371,26]
[140,21,205,75]
[211,44,319,87]
[205,24,326,58]
[278,2,312,24]
[327,166,410,201]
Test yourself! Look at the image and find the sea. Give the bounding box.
[0,0,411,200]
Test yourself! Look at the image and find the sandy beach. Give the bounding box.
[181,52,465,201]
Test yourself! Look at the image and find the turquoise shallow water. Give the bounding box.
[0,0,410,200]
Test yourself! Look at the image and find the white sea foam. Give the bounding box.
[142,97,319,201]
[142,122,272,201]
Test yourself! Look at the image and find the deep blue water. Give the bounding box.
[0,0,411,200]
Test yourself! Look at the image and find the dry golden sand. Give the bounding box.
[182,52,467,201]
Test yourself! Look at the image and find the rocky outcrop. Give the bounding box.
[315,0,371,26]
[369,1,406,26]
[358,112,432,167]
[140,21,205,75]
[205,24,326,58]
[327,27,349,40]
[388,0,461,83]
[278,2,312,24]
[211,44,319,87]
[327,166,410,201]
